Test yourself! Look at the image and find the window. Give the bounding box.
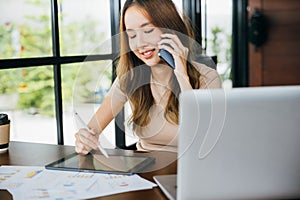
[201,0,233,88]
[0,0,52,59]
[62,60,115,147]
[59,0,112,56]
[0,0,116,146]
[0,66,57,144]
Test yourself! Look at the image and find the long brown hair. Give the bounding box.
[117,0,200,131]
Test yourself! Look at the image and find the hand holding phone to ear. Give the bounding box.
[158,33,189,73]
[158,33,193,91]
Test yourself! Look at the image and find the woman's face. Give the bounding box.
[124,6,163,67]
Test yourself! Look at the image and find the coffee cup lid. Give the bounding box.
[0,113,10,125]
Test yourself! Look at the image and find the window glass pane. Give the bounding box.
[59,0,111,56]
[0,0,52,59]
[172,0,183,14]
[62,61,115,148]
[124,102,139,147]
[0,66,57,144]
[202,0,232,88]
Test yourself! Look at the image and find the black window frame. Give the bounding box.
[232,0,249,87]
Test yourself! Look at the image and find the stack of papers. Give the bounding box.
[0,165,156,199]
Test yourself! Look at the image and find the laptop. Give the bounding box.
[154,86,300,199]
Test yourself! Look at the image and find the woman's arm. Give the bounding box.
[88,95,124,134]
[75,80,127,155]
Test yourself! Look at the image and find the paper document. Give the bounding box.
[0,165,156,200]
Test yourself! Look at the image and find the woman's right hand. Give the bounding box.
[75,128,100,155]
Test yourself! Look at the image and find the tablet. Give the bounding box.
[45,152,155,175]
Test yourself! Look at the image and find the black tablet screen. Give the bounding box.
[45,152,155,175]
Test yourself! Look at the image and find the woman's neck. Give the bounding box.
[151,64,173,86]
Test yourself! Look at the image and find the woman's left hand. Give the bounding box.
[158,33,189,76]
[158,33,192,90]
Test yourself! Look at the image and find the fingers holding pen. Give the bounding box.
[75,140,90,155]
[80,128,99,149]
[75,128,99,153]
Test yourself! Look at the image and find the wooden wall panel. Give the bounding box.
[267,26,300,41]
[264,41,299,56]
[248,0,300,86]
[248,0,263,86]
[266,11,300,26]
[264,0,300,11]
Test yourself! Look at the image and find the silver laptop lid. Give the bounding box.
[153,174,177,200]
[178,86,300,199]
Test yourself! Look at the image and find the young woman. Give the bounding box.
[75,0,222,155]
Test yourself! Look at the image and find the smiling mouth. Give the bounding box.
[141,49,155,59]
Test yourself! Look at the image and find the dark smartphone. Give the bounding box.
[158,49,175,69]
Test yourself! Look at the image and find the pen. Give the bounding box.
[74,111,109,158]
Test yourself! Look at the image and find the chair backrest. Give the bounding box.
[194,54,217,69]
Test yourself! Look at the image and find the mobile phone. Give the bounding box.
[158,49,175,69]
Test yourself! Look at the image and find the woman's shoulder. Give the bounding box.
[107,77,129,102]
[191,61,222,88]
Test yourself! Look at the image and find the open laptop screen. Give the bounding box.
[178,86,300,199]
